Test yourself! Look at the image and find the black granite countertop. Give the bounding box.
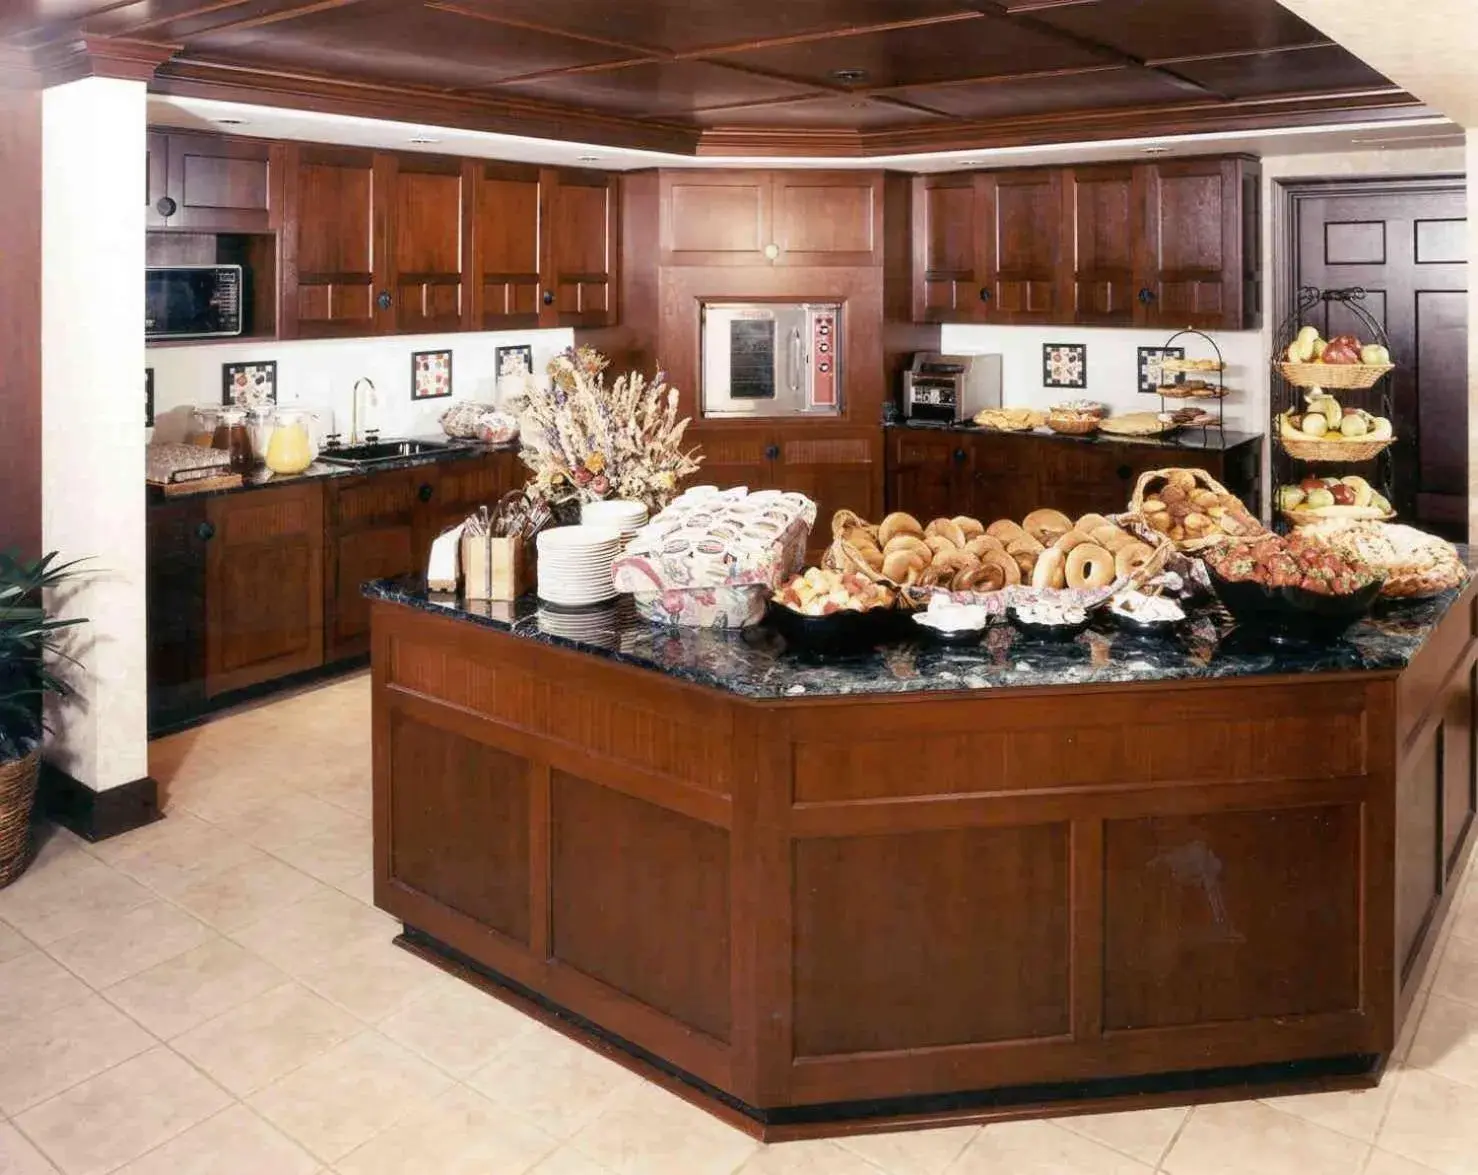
[887,419,1263,454]
[147,437,520,502]
[365,552,1475,700]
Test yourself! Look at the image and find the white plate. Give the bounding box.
[538,526,621,551]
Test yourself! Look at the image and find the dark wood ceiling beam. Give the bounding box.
[1143,40,1336,67]
[669,11,986,59]
[862,61,1126,97]
[102,0,372,38]
[424,1,672,58]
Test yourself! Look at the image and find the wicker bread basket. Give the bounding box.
[1277,433,1395,463]
[1045,415,1100,436]
[1129,467,1265,553]
[1278,361,1393,390]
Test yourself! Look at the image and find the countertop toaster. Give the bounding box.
[901,353,1003,423]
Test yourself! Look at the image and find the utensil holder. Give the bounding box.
[462,533,533,601]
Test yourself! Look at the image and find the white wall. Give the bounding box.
[42,78,149,793]
[146,328,574,443]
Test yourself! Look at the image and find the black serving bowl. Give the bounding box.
[762,599,897,656]
[1008,606,1092,642]
[911,615,987,647]
[1207,567,1384,644]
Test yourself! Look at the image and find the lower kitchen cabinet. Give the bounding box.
[204,480,325,698]
[325,469,421,663]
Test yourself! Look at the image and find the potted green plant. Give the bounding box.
[0,552,87,886]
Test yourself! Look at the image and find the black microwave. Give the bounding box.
[145,264,244,341]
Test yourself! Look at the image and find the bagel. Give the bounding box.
[1065,543,1116,590]
[929,549,980,577]
[1075,512,1112,535]
[882,534,931,560]
[924,518,968,548]
[952,516,985,540]
[1023,508,1074,546]
[965,534,1005,559]
[954,563,1002,593]
[878,512,924,548]
[1090,524,1132,552]
[982,549,1022,588]
[1005,535,1044,556]
[1114,541,1155,580]
[986,519,1027,543]
[925,534,958,558]
[882,548,928,584]
[1031,547,1067,590]
[1053,529,1092,555]
[1009,549,1039,580]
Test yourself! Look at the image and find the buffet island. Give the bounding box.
[367,541,1478,1138]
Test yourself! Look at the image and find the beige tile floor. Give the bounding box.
[2,672,1478,1174]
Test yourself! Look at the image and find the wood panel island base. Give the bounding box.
[368,574,1478,1141]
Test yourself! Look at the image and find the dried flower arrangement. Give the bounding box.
[520,347,702,513]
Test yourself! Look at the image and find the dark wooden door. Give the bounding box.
[146,497,208,729]
[886,430,971,524]
[388,153,471,334]
[910,173,985,323]
[1293,181,1468,537]
[163,133,279,234]
[283,144,383,339]
[204,481,324,697]
[472,162,543,330]
[1139,157,1257,330]
[660,171,771,267]
[983,170,1062,324]
[325,470,420,662]
[549,169,618,327]
[1061,164,1137,326]
[772,172,881,268]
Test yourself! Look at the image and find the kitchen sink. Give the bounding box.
[318,439,455,468]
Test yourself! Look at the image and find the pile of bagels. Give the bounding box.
[832,507,1161,594]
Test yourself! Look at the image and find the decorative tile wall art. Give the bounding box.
[411,349,453,400]
[1042,343,1087,390]
[1137,346,1185,395]
[221,360,277,408]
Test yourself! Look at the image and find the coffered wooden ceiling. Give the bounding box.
[2,0,1429,156]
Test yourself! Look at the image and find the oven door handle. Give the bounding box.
[789,327,803,397]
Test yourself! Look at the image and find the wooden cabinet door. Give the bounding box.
[472,162,543,330]
[416,452,522,567]
[283,144,384,339]
[549,169,618,327]
[1061,165,1137,326]
[983,170,1062,323]
[661,171,771,267]
[387,153,471,334]
[886,430,969,523]
[325,470,419,662]
[963,432,1038,524]
[1137,157,1250,330]
[911,174,986,323]
[163,132,279,234]
[683,428,777,495]
[771,429,880,562]
[204,481,324,697]
[147,497,208,729]
[146,131,169,229]
[772,172,881,267]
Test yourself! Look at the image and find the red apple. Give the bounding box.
[1300,476,1325,492]
[1330,484,1357,506]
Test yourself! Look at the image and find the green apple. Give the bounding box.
[1360,344,1391,365]
[1306,488,1336,510]
[1278,485,1307,511]
[1301,413,1329,437]
[1340,413,1370,438]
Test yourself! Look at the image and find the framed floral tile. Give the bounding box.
[411,349,453,400]
[221,360,277,409]
[1043,343,1087,390]
[1138,346,1184,395]
[495,344,533,381]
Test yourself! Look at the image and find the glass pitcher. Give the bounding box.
[211,406,253,474]
[188,406,222,449]
[262,407,321,475]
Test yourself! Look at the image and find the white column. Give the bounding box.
[41,77,148,791]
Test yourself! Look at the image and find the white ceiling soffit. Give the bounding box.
[1278,0,1478,128]
[147,95,1460,173]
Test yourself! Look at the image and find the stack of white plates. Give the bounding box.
[536,597,633,650]
[537,525,622,606]
[580,499,649,546]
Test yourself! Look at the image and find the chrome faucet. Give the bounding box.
[350,377,375,444]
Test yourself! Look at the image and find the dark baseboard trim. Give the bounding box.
[148,655,368,739]
[40,765,161,842]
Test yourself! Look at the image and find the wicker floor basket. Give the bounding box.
[1279,361,1394,390]
[1277,434,1396,463]
[0,749,39,888]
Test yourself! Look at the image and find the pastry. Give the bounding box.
[1137,469,1264,546]
[1031,547,1067,590]
[1065,543,1115,590]
[773,568,894,616]
[924,518,967,548]
[878,512,924,547]
[974,406,1045,432]
[1114,541,1155,580]
[953,516,985,540]
[1023,508,1074,546]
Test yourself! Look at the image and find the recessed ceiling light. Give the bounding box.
[408,136,440,145]
[1141,146,1171,154]
[213,117,246,126]
[577,155,601,162]
[831,68,868,84]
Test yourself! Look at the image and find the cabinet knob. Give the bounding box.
[1117,464,1133,480]
[764,444,781,461]
[979,286,993,303]
[195,521,215,541]
[542,291,554,307]
[1137,288,1157,305]
[155,196,178,218]
[418,483,434,503]
[376,290,392,310]
[952,448,967,463]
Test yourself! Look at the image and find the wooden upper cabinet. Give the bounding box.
[473,162,543,330]
[661,171,771,266]
[283,144,383,339]
[771,172,881,267]
[387,153,471,334]
[1137,156,1258,330]
[982,169,1062,323]
[661,170,879,267]
[911,174,986,323]
[549,169,618,327]
[1061,165,1137,326]
[163,133,279,233]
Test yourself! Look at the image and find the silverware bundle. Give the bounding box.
[463,492,551,542]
